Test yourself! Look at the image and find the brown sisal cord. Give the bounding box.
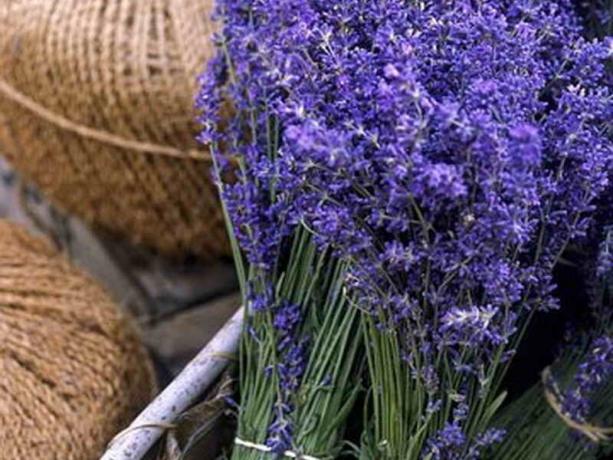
[0,220,157,460]
[542,368,613,443]
[0,78,210,161]
[0,0,229,259]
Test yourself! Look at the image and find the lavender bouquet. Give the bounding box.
[494,213,613,459]
[196,2,363,459]
[493,335,613,460]
[198,0,612,459]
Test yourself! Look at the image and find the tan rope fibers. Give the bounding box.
[0,220,157,460]
[0,0,229,259]
[542,368,613,443]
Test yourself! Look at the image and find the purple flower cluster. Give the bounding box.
[424,423,506,460]
[439,305,517,349]
[422,401,506,459]
[554,194,613,429]
[266,300,308,453]
[218,0,611,386]
[573,179,613,330]
[557,335,613,424]
[198,0,612,456]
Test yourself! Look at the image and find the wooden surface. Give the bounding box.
[145,292,240,376]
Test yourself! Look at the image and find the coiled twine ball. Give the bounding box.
[0,220,156,459]
[0,0,229,259]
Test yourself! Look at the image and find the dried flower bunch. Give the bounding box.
[496,200,613,459]
[198,1,612,459]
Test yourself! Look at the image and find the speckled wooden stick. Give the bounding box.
[101,307,244,460]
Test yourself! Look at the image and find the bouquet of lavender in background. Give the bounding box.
[494,336,613,460]
[495,196,613,459]
[198,0,612,459]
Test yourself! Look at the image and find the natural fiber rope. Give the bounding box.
[0,0,229,259]
[234,438,323,460]
[0,78,210,161]
[542,368,613,443]
[0,220,157,459]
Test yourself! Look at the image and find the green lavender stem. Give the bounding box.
[232,226,362,460]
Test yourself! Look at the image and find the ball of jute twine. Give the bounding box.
[0,220,157,459]
[0,0,229,259]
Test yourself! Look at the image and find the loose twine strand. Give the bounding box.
[0,77,211,161]
[234,438,322,460]
[542,367,613,443]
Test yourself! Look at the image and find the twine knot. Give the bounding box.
[542,367,613,443]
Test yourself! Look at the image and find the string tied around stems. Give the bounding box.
[542,367,613,443]
[234,438,325,460]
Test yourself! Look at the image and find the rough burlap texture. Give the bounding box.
[0,0,229,259]
[0,220,157,459]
